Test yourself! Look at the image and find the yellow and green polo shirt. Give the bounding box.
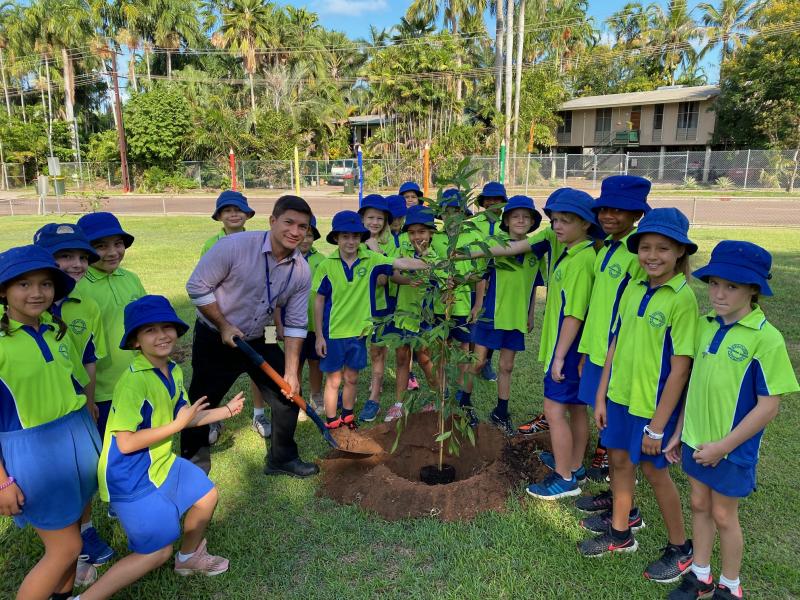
[75,266,146,403]
[538,240,596,372]
[313,247,395,339]
[431,231,482,318]
[0,315,86,432]
[578,230,646,368]
[98,354,188,502]
[200,227,246,257]
[304,247,326,334]
[393,246,439,333]
[608,273,698,420]
[682,307,799,467]
[52,289,107,389]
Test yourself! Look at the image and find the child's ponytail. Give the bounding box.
[0,302,9,337]
[49,309,68,341]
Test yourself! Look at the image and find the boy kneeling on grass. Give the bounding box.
[75,296,244,600]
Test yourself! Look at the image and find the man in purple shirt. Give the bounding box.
[184,195,318,477]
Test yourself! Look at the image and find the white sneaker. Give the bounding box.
[208,422,223,445]
[384,403,404,422]
[75,554,97,586]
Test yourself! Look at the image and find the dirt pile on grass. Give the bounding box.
[318,412,552,521]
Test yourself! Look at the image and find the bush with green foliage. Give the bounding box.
[138,166,199,193]
[86,129,120,163]
[125,86,192,168]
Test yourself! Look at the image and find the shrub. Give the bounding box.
[138,166,199,193]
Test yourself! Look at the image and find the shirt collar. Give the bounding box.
[130,352,177,373]
[565,239,595,256]
[1,314,54,335]
[262,231,301,264]
[87,265,123,279]
[604,227,637,247]
[705,305,766,330]
[639,272,686,292]
[330,246,371,260]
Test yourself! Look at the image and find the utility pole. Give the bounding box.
[109,50,130,193]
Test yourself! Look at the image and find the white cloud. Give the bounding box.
[315,0,388,15]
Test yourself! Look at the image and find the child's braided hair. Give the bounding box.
[0,284,68,340]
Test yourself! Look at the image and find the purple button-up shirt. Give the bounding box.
[186,231,311,340]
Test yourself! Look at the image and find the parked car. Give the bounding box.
[328,160,358,185]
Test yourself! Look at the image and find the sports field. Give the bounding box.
[1,216,799,599]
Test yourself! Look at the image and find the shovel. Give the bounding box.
[233,337,382,456]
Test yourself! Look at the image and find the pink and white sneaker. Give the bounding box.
[174,539,229,577]
[407,373,419,391]
[384,403,404,422]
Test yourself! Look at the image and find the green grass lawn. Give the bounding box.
[1,216,799,599]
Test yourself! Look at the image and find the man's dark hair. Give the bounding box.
[273,195,312,218]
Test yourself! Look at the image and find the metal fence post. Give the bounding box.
[289,160,294,191]
[107,164,112,187]
[524,153,531,195]
[592,154,597,189]
[743,149,751,189]
[563,154,567,183]
[315,160,320,187]
[624,153,629,175]
[684,152,690,181]
[691,197,697,225]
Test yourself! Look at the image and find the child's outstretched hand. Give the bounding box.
[175,397,210,430]
[0,481,24,516]
[226,392,245,418]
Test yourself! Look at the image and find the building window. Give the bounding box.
[676,101,698,140]
[629,105,641,130]
[652,104,664,142]
[594,108,612,143]
[557,111,572,144]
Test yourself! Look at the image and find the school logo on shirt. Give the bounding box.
[607,263,622,279]
[70,318,87,335]
[554,269,563,282]
[58,343,70,359]
[727,343,749,362]
[356,267,367,278]
[527,256,538,268]
[648,311,666,328]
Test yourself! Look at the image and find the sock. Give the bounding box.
[597,443,606,451]
[679,539,693,554]
[177,550,196,562]
[459,392,471,407]
[719,575,741,595]
[326,416,338,424]
[495,398,509,418]
[253,407,265,418]
[610,526,631,541]
[50,594,71,600]
[80,520,93,533]
[342,408,354,418]
[691,563,712,583]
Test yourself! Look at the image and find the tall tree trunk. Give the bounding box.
[18,82,26,122]
[453,16,463,105]
[494,0,505,113]
[167,51,172,79]
[62,48,78,158]
[129,52,138,92]
[0,48,10,118]
[145,46,152,82]
[44,58,54,157]
[512,0,525,150]
[248,71,256,114]
[504,0,514,168]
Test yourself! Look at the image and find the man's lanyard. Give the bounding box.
[264,234,295,315]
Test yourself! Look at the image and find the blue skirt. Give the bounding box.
[1,406,101,530]
[577,360,604,408]
[472,323,525,352]
[681,443,756,498]
[600,399,676,469]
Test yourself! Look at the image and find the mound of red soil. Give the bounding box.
[317,412,552,521]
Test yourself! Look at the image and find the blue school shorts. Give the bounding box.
[320,336,368,373]
[577,360,604,408]
[543,372,582,404]
[0,406,101,530]
[112,457,214,554]
[301,331,320,362]
[681,443,756,498]
[96,400,112,438]
[600,399,677,469]
[435,314,473,344]
[472,323,524,352]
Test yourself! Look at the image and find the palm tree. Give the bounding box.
[649,1,702,85]
[606,2,655,48]
[490,0,505,112]
[698,0,755,66]
[390,15,435,40]
[152,0,201,78]
[0,1,17,117]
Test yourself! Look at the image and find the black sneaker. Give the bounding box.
[578,530,638,557]
[580,507,645,534]
[586,445,609,482]
[489,408,514,436]
[575,490,613,513]
[644,540,693,584]
[667,571,715,599]
[463,406,479,428]
[712,584,743,599]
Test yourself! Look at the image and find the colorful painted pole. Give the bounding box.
[422,143,430,198]
[229,148,237,191]
[499,140,507,183]
[357,146,364,204]
[293,146,301,195]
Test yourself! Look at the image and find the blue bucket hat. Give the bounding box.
[544,188,603,238]
[626,207,698,255]
[0,244,75,302]
[386,195,407,221]
[477,181,507,207]
[402,205,436,232]
[33,223,100,264]
[358,193,393,225]
[77,212,134,248]
[309,215,321,241]
[399,181,423,198]
[693,241,773,296]
[501,195,542,233]
[438,188,473,216]
[212,190,255,221]
[593,175,652,215]
[327,210,370,245]
[120,294,190,350]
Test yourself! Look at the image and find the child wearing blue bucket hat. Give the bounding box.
[313,211,431,428]
[200,190,255,256]
[32,223,117,571]
[464,195,546,430]
[575,175,652,490]
[662,241,799,600]
[0,244,103,598]
[399,181,424,207]
[579,207,697,583]
[75,212,147,438]
[88,295,244,596]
